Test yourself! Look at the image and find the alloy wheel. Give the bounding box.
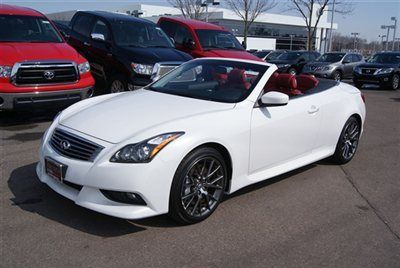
[341,120,360,160]
[180,157,225,218]
[334,71,342,81]
[110,80,126,93]
[392,74,399,90]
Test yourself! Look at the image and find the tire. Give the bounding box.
[332,70,342,81]
[390,74,399,90]
[169,147,227,224]
[332,116,361,164]
[288,68,297,75]
[108,75,128,93]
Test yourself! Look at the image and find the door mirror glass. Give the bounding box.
[260,91,289,107]
[91,33,105,41]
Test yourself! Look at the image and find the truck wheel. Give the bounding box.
[332,70,342,81]
[109,75,127,93]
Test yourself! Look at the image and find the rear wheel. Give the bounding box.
[332,70,342,81]
[391,74,399,90]
[332,116,361,164]
[169,147,227,224]
[109,75,127,93]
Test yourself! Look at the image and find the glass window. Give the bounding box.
[368,53,400,63]
[72,14,93,36]
[278,52,302,60]
[316,53,345,63]
[111,20,173,48]
[195,30,243,50]
[0,15,63,43]
[91,20,110,41]
[254,50,271,59]
[343,54,352,62]
[174,25,192,45]
[159,20,177,39]
[148,59,268,103]
[265,51,284,61]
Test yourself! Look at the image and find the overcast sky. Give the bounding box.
[1,0,399,42]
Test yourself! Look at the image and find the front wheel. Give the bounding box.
[391,74,399,90]
[169,147,227,224]
[332,116,361,164]
[332,70,342,81]
[108,75,127,93]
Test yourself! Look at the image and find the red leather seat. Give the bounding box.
[264,72,302,96]
[227,69,251,90]
[296,74,319,92]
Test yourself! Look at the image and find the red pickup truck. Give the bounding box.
[158,17,262,62]
[0,5,95,110]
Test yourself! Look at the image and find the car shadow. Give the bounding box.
[0,109,58,129]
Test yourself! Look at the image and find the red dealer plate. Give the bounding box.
[45,157,67,182]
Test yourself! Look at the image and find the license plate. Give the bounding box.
[45,157,67,182]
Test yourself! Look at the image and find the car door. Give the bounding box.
[68,13,95,60]
[173,24,195,55]
[249,93,322,174]
[342,54,354,77]
[88,18,113,80]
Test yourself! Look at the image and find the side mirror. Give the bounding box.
[91,33,105,41]
[342,59,350,64]
[259,91,289,107]
[184,39,196,50]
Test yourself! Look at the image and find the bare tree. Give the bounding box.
[168,0,206,20]
[225,0,277,48]
[287,0,352,51]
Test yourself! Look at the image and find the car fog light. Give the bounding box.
[100,190,147,205]
[384,78,389,82]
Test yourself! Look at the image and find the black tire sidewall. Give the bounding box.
[333,71,342,81]
[391,74,399,90]
[108,75,128,93]
[169,147,227,224]
[332,116,360,164]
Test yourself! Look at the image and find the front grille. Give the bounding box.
[13,62,78,85]
[15,93,81,105]
[361,68,377,75]
[50,129,103,162]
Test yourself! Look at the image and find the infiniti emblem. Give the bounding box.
[60,140,71,150]
[43,70,55,80]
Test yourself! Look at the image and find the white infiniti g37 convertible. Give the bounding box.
[37,58,366,224]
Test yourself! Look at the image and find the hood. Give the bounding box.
[0,42,82,65]
[60,90,235,143]
[356,62,399,69]
[201,49,263,62]
[121,47,192,64]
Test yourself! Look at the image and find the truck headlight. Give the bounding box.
[78,62,90,74]
[375,68,394,75]
[131,62,154,75]
[0,65,12,78]
[110,132,184,163]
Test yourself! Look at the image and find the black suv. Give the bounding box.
[67,11,192,93]
[267,51,320,75]
[353,52,400,90]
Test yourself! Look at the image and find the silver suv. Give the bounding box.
[303,52,364,81]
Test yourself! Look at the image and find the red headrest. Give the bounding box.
[296,75,318,91]
[227,68,251,90]
[275,73,297,90]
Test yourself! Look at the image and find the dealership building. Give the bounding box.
[47,3,338,52]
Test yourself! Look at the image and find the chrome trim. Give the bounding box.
[10,60,80,87]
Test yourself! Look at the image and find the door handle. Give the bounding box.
[84,42,91,47]
[308,105,319,114]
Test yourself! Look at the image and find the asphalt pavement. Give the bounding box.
[1,85,399,267]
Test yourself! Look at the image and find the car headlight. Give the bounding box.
[0,65,12,78]
[131,62,154,75]
[110,132,184,163]
[78,62,90,74]
[353,66,362,74]
[375,68,394,75]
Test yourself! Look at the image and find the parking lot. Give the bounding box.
[0,84,399,267]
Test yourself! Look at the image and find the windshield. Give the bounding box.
[254,51,271,58]
[195,30,244,50]
[148,59,267,103]
[316,53,345,62]
[277,52,302,61]
[265,51,284,61]
[368,53,400,64]
[111,21,173,48]
[0,15,62,43]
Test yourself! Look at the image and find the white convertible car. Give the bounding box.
[37,58,366,224]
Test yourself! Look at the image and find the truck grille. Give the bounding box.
[361,68,377,75]
[12,61,78,86]
[50,129,103,162]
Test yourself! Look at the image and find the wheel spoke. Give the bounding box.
[204,183,223,190]
[207,160,214,177]
[182,191,196,200]
[210,175,223,185]
[206,165,221,179]
[191,196,201,216]
[184,195,196,210]
[350,131,359,140]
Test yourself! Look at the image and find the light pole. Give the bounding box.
[351,32,359,50]
[391,17,397,51]
[200,0,220,22]
[381,25,391,51]
[328,0,336,52]
[289,34,295,51]
[379,34,386,51]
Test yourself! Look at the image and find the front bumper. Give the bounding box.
[0,87,94,110]
[353,72,393,86]
[36,126,178,219]
[305,70,334,79]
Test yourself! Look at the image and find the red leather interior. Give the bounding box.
[296,74,319,92]
[264,72,317,96]
[227,69,251,90]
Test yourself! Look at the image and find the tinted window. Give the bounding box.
[159,20,176,38]
[368,53,400,64]
[316,53,345,63]
[254,51,270,58]
[111,20,173,48]
[265,51,284,61]
[278,52,302,60]
[174,25,192,45]
[343,54,352,62]
[299,53,310,61]
[196,30,243,50]
[91,19,110,41]
[352,54,362,62]
[148,60,268,103]
[310,52,320,60]
[73,14,93,36]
